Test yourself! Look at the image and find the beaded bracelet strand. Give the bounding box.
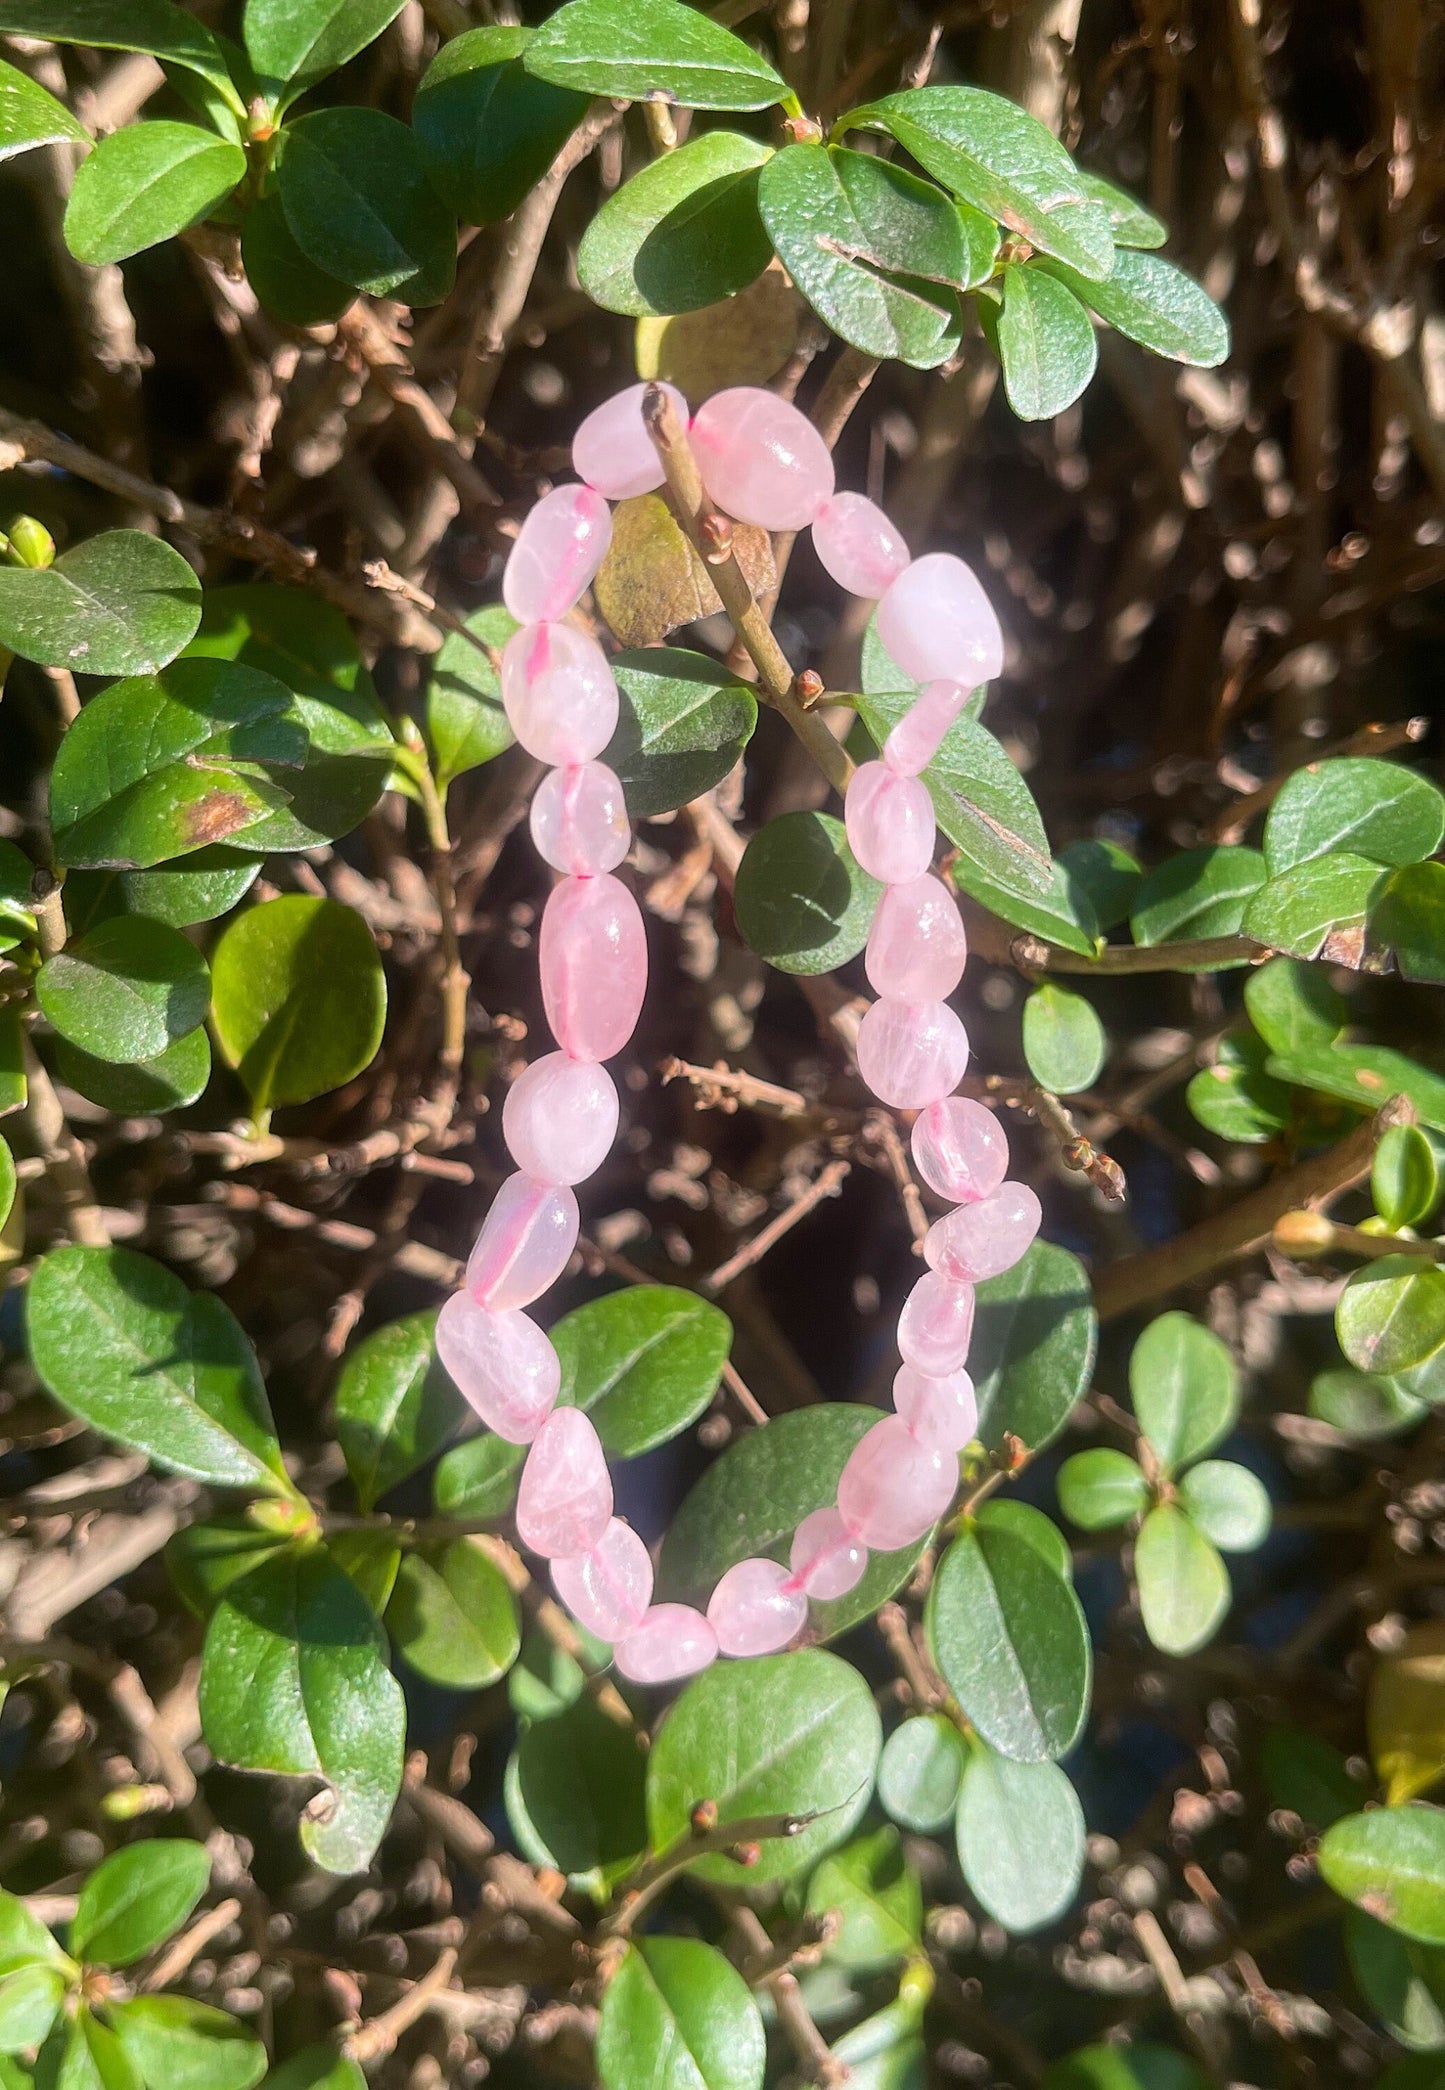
[434,381,1043,1686]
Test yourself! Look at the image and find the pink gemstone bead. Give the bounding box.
[540,873,647,1061]
[501,622,619,766]
[691,386,835,530]
[434,1292,560,1443]
[503,1052,619,1187]
[788,1507,867,1601]
[897,1271,976,1375]
[707,1557,808,1657]
[572,380,686,500]
[893,1364,978,1452]
[884,680,968,776]
[925,1180,1043,1282]
[530,760,629,875]
[502,484,612,625]
[551,1517,653,1642]
[865,876,966,1002]
[613,1604,718,1685]
[876,553,1004,689]
[855,997,968,1110]
[836,1414,956,1552]
[844,762,935,884]
[810,492,910,598]
[466,1171,579,1310]
[515,1407,612,1559]
[911,1097,1008,1204]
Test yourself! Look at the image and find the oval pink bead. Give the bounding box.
[844,762,935,884]
[707,1557,808,1657]
[788,1507,867,1601]
[502,483,613,625]
[515,1407,612,1559]
[855,997,968,1110]
[911,1097,1008,1204]
[691,386,835,530]
[503,1052,619,1186]
[876,553,1004,689]
[551,1517,653,1642]
[530,760,630,875]
[501,621,619,766]
[893,1364,978,1452]
[836,1414,956,1552]
[864,875,966,1002]
[540,873,647,1061]
[810,492,910,598]
[466,1171,579,1310]
[572,380,687,500]
[884,680,969,776]
[434,1292,559,1444]
[897,1271,976,1375]
[613,1603,718,1685]
[925,1180,1042,1283]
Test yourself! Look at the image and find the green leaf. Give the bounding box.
[975,1497,1074,1579]
[1186,1030,1291,1144]
[431,1434,523,1523]
[241,191,353,328]
[71,1841,209,1968]
[607,649,757,816]
[37,917,208,1065]
[508,1622,594,1722]
[1076,170,1165,248]
[1042,2045,1209,2090]
[1178,1459,1270,1553]
[956,1746,1084,1933]
[645,1649,881,1884]
[970,1239,1097,1455]
[955,854,1099,955]
[1129,844,1265,956]
[1135,1502,1230,1656]
[1346,1908,1445,2051]
[53,1028,211,1116]
[1242,852,1384,960]
[0,1009,24,1119]
[199,1544,405,1874]
[0,57,87,161]
[1319,1806,1445,1945]
[1056,837,1141,931]
[1375,860,1445,984]
[0,1891,65,1976]
[1022,981,1106,1093]
[506,1695,646,1894]
[1057,1447,1149,1530]
[734,810,881,976]
[0,532,200,681]
[166,1518,287,1621]
[210,895,386,1115]
[1337,1257,1445,1378]
[67,853,263,932]
[327,1531,400,1617]
[1264,1040,1445,1136]
[658,1404,928,1640]
[1260,1725,1366,1831]
[36,2008,141,2090]
[579,131,772,318]
[829,1997,928,2090]
[806,1825,921,1971]
[413,27,587,228]
[525,0,787,111]
[0,2,240,107]
[1034,247,1228,366]
[996,264,1097,418]
[1245,955,1346,1055]
[262,2048,367,2090]
[26,1244,286,1491]
[596,1938,765,2090]
[243,0,405,95]
[0,1965,64,2054]
[927,1523,1091,1762]
[553,1286,731,1457]
[107,1997,265,2090]
[1264,758,1445,874]
[877,1714,966,1832]
[1129,1310,1237,1473]
[275,109,455,306]
[64,121,244,264]
[423,605,514,788]
[335,1311,458,1512]
[387,1540,519,1689]
[0,1136,13,1236]
[1310,1366,1429,1441]
[1375,1124,1441,1231]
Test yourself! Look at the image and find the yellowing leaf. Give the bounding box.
[593,493,774,648]
[1371,1621,1445,1806]
[635,265,801,403]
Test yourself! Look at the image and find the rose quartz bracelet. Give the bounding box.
[435,382,1042,1686]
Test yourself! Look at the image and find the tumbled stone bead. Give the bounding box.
[897,1271,975,1375]
[502,483,612,625]
[613,1603,719,1684]
[788,1507,867,1601]
[810,491,910,598]
[503,1052,619,1187]
[864,875,966,1002]
[551,1516,653,1642]
[855,997,968,1110]
[572,380,686,499]
[883,679,968,776]
[530,760,629,875]
[911,1096,1008,1204]
[836,1414,956,1551]
[707,1557,808,1657]
[540,873,647,1061]
[925,1180,1042,1282]
[501,621,619,766]
[435,1292,559,1443]
[893,1363,977,1452]
[691,386,835,530]
[515,1407,612,1559]
[466,1171,578,1310]
[844,762,935,884]
[876,553,1004,689]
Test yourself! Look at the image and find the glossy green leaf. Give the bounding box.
[414,27,588,227]
[335,1311,458,1512]
[506,1695,646,1895]
[54,1028,211,1116]
[645,1649,881,1884]
[1264,759,1445,874]
[1077,170,1165,248]
[37,916,208,1065]
[1022,981,1106,1094]
[0,532,200,681]
[525,0,787,111]
[166,1517,287,1621]
[1320,1806,1445,1946]
[431,1434,524,1523]
[36,2009,141,2090]
[1035,247,1228,366]
[1375,861,1445,984]
[579,132,772,318]
[508,1623,592,1723]
[927,1521,1091,1762]
[997,263,1097,418]
[1265,1039,1445,1136]
[1245,954,1346,1055]
[1057,1447,1149,1531]
[1186,1030,1291,1144]
[210,895,386,1115]
[734,810,881,976]
[1055,838,1141,931]
[806,1826,921,1970]
[1242,852,1384,960]
[1310,1365,1429,1440]
[608,649,757,816]
[877,1714,966,1832]
[1337,1256,1445,1378]
[0,1890,65,1975]
[1135,1502,1230,1655]
[64,121,243,264]
[423,605,515,788]
[1178,1459,1270,1553]
[262,2047,367,2090]
[388,1540,520,1689]
[243,0,405,94]
[241,191,354,328]
[0,1009,24,1118]
[596,1938,765,2090]
[956,1746,1084,1933]
[552,1285,731,1456]
[71,1841,209,1968]
[829,1996,928,2090]
[326,1530,400,1617]
[1129,1310,1237,1474]
[1260,1725,1366,1831]
[108,1996,265,2090]
[67,853,262,932]
[1346,1908,1445,2051]
[0,57,87,161]
[1375,1124,1441,1231]
[970,1239,1097,1455]
[975,1497,1074,1579]
[1129,844,1265,956]
[0,2,240,105]
[276,109,455,306]
[955,854,1098,955]
[0,1965,64,2054]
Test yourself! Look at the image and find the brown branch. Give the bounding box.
[701,1158,851,1295]
[344,1946,460,2063]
